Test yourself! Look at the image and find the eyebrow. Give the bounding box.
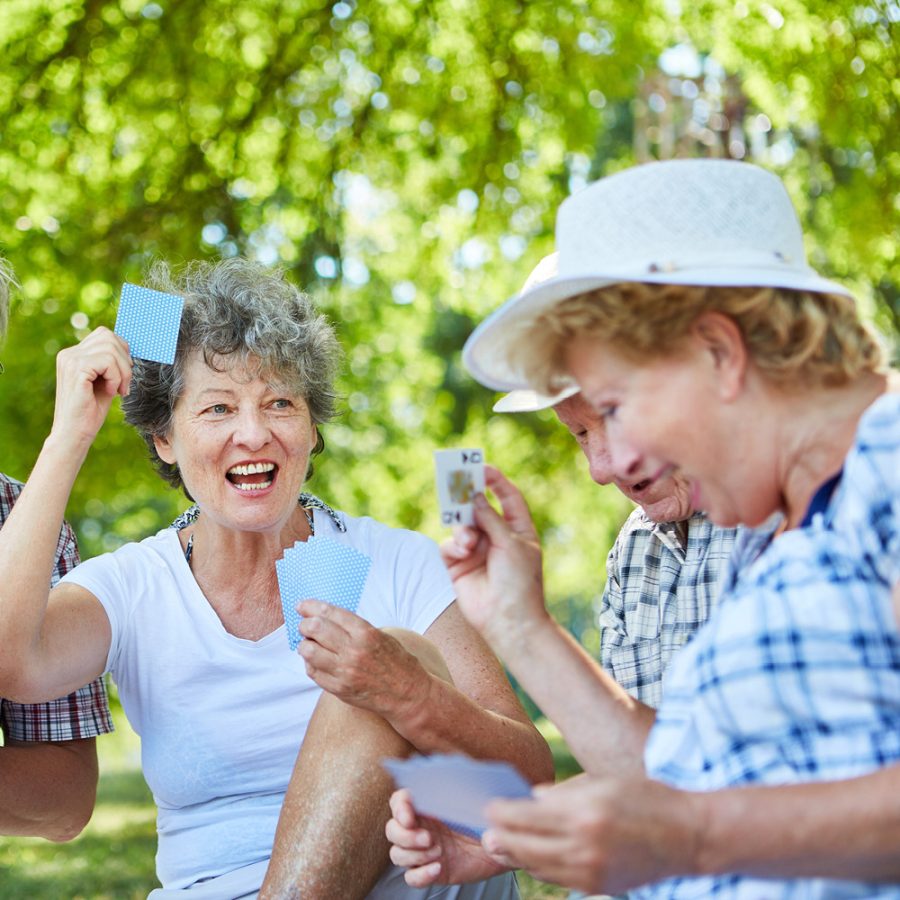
[194,388,237,399]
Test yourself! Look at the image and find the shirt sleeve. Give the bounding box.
[51,519,81,586]
[598,514,664,707]
[2,679,114,741]
[0,492,112,741]
[361,522,456,636]
[59,548,132,678]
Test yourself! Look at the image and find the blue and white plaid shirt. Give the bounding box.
[599,511,739,708]
[639,393,900,900]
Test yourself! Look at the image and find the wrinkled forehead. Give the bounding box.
[180,348,299,397]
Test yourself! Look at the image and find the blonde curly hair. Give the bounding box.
[516,282,887,395]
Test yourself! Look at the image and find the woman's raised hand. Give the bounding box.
[439,465,549,653]
[50,327,133,452]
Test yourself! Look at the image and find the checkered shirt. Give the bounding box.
[599,510,739,708]
[0,473,113,742]
[639,393,900,900]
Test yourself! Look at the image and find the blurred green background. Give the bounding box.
[0,0,897,894]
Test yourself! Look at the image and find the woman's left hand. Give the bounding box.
[296,600,427,719]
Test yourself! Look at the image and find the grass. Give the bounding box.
[0,721,158,899]
[0,714,579,899]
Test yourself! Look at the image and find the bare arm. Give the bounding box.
[697,766,900,881]
[0,738,98,841]
[296,599,553,785]
[440,466,654,776]
[264,592,553,898]
[0,328,128,701]
[412,602,552,783]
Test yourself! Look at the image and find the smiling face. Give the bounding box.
[553,392,694,523]
[563,322,779,528]
[153,351,318,535]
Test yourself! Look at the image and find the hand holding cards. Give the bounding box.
[434,448,485,526]
[383,754,532,839]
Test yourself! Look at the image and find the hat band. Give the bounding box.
[560,246,808,280]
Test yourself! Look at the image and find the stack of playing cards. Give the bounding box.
[383,754,532,839]
[434,448,485,526]
[114,282,185,364]
[276,536,372,651]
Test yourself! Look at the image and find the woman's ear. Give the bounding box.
[153,432,176,465]
[690,311,748,402]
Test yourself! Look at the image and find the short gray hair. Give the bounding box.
[122,258,342,495]
[0,258,15,341]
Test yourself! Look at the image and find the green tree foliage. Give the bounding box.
[0,0,896,644]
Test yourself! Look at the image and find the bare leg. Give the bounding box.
[260,630,452,900]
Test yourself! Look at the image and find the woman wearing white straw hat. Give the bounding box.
[388,160,900,898]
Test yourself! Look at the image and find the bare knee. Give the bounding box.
[381,628,453,684]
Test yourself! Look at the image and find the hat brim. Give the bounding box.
[464,267,853,391]
[492,383,580,413]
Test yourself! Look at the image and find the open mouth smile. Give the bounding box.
[226,461,277,492]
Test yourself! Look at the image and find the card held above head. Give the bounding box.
[114,282,184,364]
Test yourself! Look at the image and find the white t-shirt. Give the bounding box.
[64,508,516,899]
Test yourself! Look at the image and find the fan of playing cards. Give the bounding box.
[275,537,373,651]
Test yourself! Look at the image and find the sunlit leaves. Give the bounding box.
[0,0,896,628]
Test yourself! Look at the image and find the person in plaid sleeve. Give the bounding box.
[389,160,900,898]
[491,251,739,710]
[491,389,740,900]
[0,260,113,841]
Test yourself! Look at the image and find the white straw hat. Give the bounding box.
[464,159,853,391]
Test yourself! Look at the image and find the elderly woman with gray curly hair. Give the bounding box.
[0,257,551,899]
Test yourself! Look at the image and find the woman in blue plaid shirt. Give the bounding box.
[390,160,900,899]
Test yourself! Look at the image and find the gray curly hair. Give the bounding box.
[122,258,342,495]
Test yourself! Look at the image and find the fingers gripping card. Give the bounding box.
[114,282,184,364]
[382,754,532,839]
[434,448,485,527]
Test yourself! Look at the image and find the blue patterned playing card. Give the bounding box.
[114,282,184,364]
[276,537,372,651]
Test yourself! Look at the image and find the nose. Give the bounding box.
[232,407,271,451]
[605,428,645,483]
[583,433,617,486]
